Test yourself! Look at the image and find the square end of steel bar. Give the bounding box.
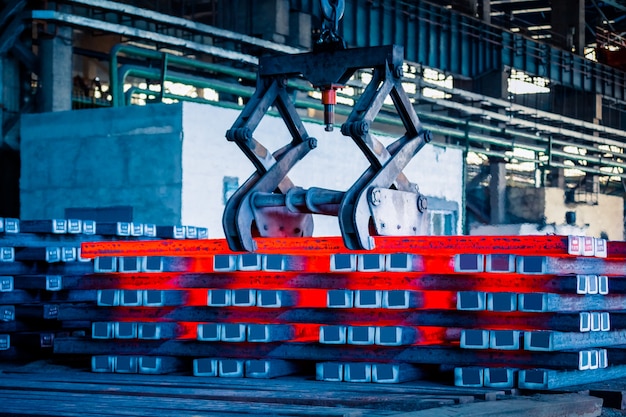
[213,255,236,272]
[97,290,119,307]
[0,276,14,292]
[519,293,547,312]
[316,362,343,382]
[524,331,553,351]
[385,253,413,272]
[208,289,232,307]
[460,330,489,349]
[197,323,221,341]
[348,326,376,345]
[357,254,385,272]
[457,291,486,311]
[454,254,484,273]
[484,368,516,388]
[330,254,356,271]
[320,325,346,344]
[262,255,286,271]
[489,330,520,350]
[344,363,372,382]
[94,257,117,273]
[327,289,353,308]
[91,356,114,373]
[486,254,516,273]
[193,358,218,377]
[355,290,382,308]
[487,292,517,312]
[219,359,244,377]
[454,367,483,387]
[517,256,546,274]
[237,254,261,271]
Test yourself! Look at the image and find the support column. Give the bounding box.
[472,69,511,226]
[251,0,290,44]
[547,167,566,189]
[451,0,478,17]
[289,10,312,49]
[480,0,490,23]
[551,0,584,54]
[0,56,4,143]
[489,159,507,224]
[38,23,73,112]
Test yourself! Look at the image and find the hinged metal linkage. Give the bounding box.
[223,44,431,252]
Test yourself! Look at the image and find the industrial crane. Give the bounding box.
[223,0,432,252]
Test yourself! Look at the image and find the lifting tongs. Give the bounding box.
[223,0,432,252]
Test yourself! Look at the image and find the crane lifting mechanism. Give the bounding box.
[223,0,432,252]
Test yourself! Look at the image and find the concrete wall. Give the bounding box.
[181,102,464,237]
[507,187,545,223]
[471,186,624,240]
[21,104,184,225]
[544,187,624,240]
[21,101,465,238]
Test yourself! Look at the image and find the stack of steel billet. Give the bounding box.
[57,234,626,388]
[0,217,206,366]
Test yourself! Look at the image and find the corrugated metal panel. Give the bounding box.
[339,0,501,78]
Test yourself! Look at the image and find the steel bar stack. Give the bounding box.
[0,217,207,368]
[5,217,626,389]
[44,233,626,389]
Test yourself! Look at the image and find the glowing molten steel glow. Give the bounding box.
[81,235,584,258]
[79,235,617,357]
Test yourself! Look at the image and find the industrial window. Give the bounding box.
[223,176,239,205]
[429,210,456,235]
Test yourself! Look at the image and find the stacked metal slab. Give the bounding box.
[55,234,626,389]
[5,220,626,388]
[0,217,206,368]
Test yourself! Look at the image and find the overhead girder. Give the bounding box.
[337,0,626,102]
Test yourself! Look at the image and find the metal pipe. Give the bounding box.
[110,44,257,106]
[110,44,311,107]
[117,65,256,107]
[251,188,344,216]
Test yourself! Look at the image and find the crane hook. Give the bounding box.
[320,0,345,33]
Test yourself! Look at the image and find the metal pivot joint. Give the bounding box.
[222,42,431,251]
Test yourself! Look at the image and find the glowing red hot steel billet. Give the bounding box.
[608,241,626,258]
[81,235,588,259]
[86,270,589,294]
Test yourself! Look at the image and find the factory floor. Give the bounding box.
[0,359,620,417]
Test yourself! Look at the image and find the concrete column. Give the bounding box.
[251,0,290,44]
[38,24,73,112]
[480,0,490,23]
[451,0,478,17]
[551,0,584,54]
[473,69,510,225]
[547,167,566,189]
[289,10,312,49]
[593,94,603,126]
[1,55,21,150]
[489,159,507,224]
[473,68,508,100]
